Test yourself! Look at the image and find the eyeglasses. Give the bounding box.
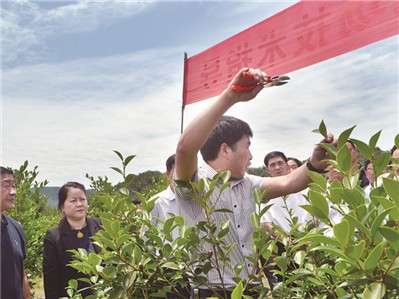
[1,182,17,191]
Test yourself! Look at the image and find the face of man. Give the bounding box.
[166,164,175,190]
[1,173,17,212]
[287,159,299,173]
[266,156,289,177]
[227,135,253,180]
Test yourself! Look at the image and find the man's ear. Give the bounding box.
[220,143,231,158]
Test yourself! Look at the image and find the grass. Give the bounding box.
[30,276,45,299]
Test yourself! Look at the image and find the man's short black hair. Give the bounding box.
[0,166,14,176]
[287,157,302,168]
[264,151,287,167]
[166,154,176,172]
[200,115,253,162]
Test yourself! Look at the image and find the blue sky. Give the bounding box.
[2,1,398,187]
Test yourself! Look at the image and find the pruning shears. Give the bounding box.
[232,71,290,91]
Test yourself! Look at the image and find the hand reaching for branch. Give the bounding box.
[309,133,337,171]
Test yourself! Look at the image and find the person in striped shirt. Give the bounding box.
[174,68,335,297]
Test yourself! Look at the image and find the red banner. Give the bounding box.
[183,1,399,105]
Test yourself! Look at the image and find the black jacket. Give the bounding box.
[43,217,102,299]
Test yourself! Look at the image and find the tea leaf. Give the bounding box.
[369,130,382,153]
[373,152,391,176]
[364,243,383,273]
[379,227,399,251]
[382,177,399,206]
[319,120,327,137]
[336,145,352,172]
[338,125,356,148]
[363,282,386,299]
[350,138,371,160]
[334,220,350,248]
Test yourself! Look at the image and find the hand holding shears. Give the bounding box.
[232,70,290,91]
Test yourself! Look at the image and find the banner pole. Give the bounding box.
[180,52,188,134]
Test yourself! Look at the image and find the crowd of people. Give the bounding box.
[1,68,397,299]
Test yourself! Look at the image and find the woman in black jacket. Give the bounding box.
[43,182,101,299]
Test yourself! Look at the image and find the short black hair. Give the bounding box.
[287,157,302,168]
[166,154,176,172]
[264,151,287,167]
[200,115,253,162]
[58,181,86,210]
[0,166,14,176]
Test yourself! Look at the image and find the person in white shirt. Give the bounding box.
[261,151,315,238]
[151,154,192,298]
[260,151,315,283]
[151,154,180,240]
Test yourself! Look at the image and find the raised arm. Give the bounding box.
[175,68,268,181]
[262,134,336,200]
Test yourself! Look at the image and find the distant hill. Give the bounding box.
[40,186,60,207]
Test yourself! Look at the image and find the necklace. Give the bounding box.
[71,222,87,238]
[76,230,84,238]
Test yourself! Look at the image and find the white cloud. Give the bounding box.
[1,0,154,65]
[38,1,153,34]
[2,47,184,185]
[4,36,397,185]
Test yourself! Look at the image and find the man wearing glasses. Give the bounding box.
[1,166,31,299]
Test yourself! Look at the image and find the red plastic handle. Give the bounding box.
[232,71,271,91]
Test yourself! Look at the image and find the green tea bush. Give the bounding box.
[258,124,399,298]
[9,124,398,299]
[67,153,271,299]
[66,125,398,299]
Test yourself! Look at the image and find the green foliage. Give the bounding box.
[264,122,399,298]
[9,123,399,299]
[248,166,269,177]
[67,155,273,299]
[111,150,165,201]
[66,124,399,298]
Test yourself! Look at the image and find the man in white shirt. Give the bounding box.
[151,154,192,299]
[151,154,180,240]
[260,151,315,283]
[261,151,314,237]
